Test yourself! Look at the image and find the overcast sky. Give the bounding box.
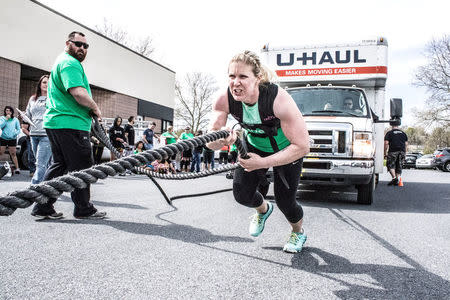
[38,0,449,127]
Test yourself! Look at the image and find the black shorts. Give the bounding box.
[0,138,17,147]
[203,151,214,164]
[182,149,192,158]
[387,151,405,174]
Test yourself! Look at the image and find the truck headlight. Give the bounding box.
[353,132,374,158]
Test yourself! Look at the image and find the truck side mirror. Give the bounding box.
[390,98,403,118]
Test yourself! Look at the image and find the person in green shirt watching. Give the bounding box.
[179,127,194,172]
[31,31,106,220]
[161,125,178,169]
[161,125,178,145]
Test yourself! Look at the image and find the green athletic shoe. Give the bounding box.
[283,230,307,253]
[249,202,273,237]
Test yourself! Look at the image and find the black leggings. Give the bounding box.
[233,146,304,223]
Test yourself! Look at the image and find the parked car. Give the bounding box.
[402,153,422,169]
[415,154,436,169]
[434,148,450,172]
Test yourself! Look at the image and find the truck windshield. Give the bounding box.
[288,88,369,117]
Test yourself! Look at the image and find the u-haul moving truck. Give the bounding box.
[261,37,400,204]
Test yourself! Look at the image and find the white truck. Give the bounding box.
[261,37,402,204]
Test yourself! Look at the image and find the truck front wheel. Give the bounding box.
[356,174,375,205]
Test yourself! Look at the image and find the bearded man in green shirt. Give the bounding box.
[31,31,106,220]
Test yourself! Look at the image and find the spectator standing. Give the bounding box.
[143,122,159,150]
[21,121,36,176]
[161,125,178,146]
[180,127,194,172]
[90,134,104,165]
[0,106,21,174]
[123,116,135,156]
[190,130,203,172]
[161,125,179,171]
[25,74,53,184]
[202,145,215,171]
[109,116,126,161]
[384,120,408,186]
[229,143,238,164]
[31,31,105,219]
[219,144,229,166]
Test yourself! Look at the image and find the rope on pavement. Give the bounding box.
[0,130,233,216]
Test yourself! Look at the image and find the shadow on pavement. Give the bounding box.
[43,218,253,245]
[57,195,148,210]
[292,247,449,299]
[293,181,450,214]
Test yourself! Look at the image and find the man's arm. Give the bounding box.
[21,124,30,136]
[142,130,149,144]
[123,125,129,143]
[68,86,102,119]
[154,133,161,142]
[384,140,389,157]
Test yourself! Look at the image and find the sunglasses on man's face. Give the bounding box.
[68,40,89,49]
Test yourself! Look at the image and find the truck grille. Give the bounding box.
[308,123,352,157]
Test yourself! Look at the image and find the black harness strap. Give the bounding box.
[228,84,290,189]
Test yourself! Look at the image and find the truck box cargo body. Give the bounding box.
[261,38,390,204]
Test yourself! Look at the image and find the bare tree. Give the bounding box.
[95,18,154,58]
[414,35,450,127]
[175,73,218,132]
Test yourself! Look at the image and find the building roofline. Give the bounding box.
[30,0,176,74]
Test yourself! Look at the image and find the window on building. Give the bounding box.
[162,120,172,132]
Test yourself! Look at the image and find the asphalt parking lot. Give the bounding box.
[1,168,449,299]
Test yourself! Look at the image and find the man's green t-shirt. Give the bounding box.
[44,52,92,132]
[180,132,194,140]
[162,131,177,144]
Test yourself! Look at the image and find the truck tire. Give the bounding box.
[357,174,375,205]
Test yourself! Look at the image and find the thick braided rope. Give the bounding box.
[0,130,230,216]
[135,163,239,180]
[134,136,248,180]
[91,116,123,159]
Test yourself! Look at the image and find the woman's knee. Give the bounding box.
[233,183,262,207]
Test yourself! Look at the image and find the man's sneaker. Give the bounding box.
[249,202,273,237]
[75,211,107,220]
[387,178,399,186]
[283,229,307,253]
[31,212,64,220]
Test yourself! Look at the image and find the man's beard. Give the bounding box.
[68,46,86,62]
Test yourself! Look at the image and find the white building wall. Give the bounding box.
[0,0,175,108]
